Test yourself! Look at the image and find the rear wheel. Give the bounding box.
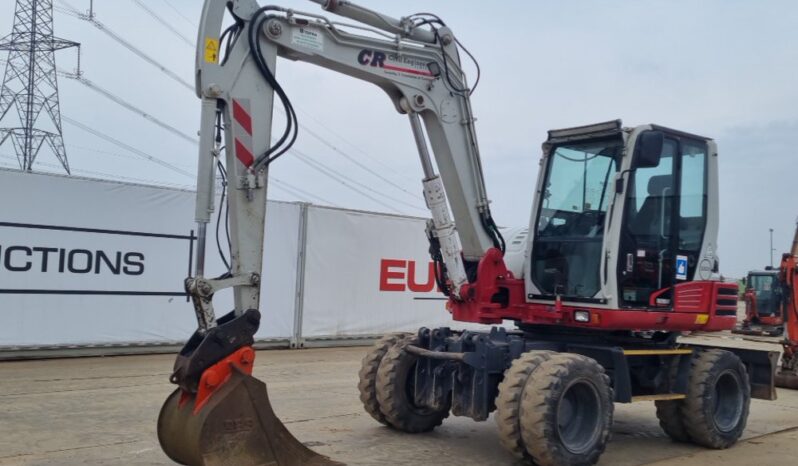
[375,336,450,432]
[681,349,750,449]
[655,400,691,443]
[519,353,613,466]
[358,333,409,424]
[655,357,691,442]
[494,350,554,458]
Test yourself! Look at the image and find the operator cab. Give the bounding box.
[747,270,783,318]
[525,120,718,311]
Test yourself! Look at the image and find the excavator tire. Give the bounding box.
[655,400,691,443]
[655,357,691,443]
[519,353,613,466]
[680,349,750,449]
[358,333,410,424]
[775,368,798,389]
[494,350,555,458]
[375,336,450,433]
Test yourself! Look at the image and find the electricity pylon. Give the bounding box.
[0,0,79,173]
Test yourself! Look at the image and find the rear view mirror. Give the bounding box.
[634,131,664,169]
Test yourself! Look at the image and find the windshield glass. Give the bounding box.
[748,273,780,315]
[537,141,621,237]
[531,139,622,298]
[749,274,775,293]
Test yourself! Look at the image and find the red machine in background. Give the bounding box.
[734,269,785,336]
[775,222,798,388]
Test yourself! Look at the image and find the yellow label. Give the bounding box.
[695,314,709,325]
[204,37,220,63]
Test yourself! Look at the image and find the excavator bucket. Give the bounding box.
[158,367,342,466]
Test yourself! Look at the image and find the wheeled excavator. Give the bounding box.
[157,1,780,465]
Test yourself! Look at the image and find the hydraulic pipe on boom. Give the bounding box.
[307,0,438,43]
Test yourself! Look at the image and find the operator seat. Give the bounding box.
[629,174,673,240]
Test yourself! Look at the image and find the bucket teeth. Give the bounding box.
[158,368,343,466]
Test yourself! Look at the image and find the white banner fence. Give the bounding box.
[0,169,488,356]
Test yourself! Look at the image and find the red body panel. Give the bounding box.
[781,255,798,360]
[449,248,737,332]
[743,289,784,326]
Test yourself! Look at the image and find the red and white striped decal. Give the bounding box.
[382,64,433,77]
[232,99,254,168]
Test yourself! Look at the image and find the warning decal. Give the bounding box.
[204,37,220,63]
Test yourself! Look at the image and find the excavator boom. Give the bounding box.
[775,221,798,389]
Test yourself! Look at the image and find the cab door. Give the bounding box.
[617,133,708,308]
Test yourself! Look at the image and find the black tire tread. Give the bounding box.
[375,336,450,433]
[494,350,555,458]
[680,349,751,449]
[655,356,691,443]
[357,333,409,425]
[519,353,614,466]
[655,400,691,443]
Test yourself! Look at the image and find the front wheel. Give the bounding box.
[518,353,614,466]
[375,336,450,433]
[358,333,410,425]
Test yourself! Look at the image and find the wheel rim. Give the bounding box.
[556,379,603,454]
[713,370,744,432]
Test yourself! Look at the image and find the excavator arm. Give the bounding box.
[192,0,501,320]
[158,1,503,464]
[776,220,798,389]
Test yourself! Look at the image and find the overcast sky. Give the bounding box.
[1,0,797,278]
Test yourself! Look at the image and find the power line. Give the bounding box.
[105,2,421,209]
[56,77,407,208]
[53,4,80,18]
[131,0,193,48]
[57,0,193,91]
[288,145,423,214]
[62,128,336,205]
[162,0,198,29]
[301,124,423,201]
[59,71,198,145]
[67,142,194,171]
[0,152,193,188]
[56,77,342,204]
[292,152,402,214]
[296,107,421,185]
[54,0,425,214]
[290,147,425,213]
[271,177,339,207]
[1,150,336,207]
[62,115,195,178]
[67,142,173,163]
